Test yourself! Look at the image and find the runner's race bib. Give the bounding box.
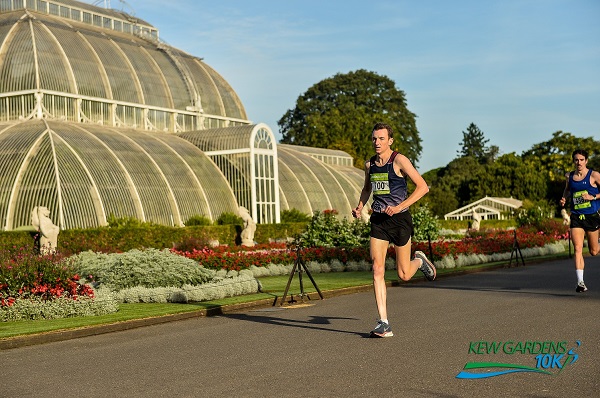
[573,190,591,210]
[371,173,390,195]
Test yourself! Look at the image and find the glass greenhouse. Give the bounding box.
[0,0,364,230]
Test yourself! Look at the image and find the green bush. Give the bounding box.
[412,204,440,241]
[296,210,369,248]
[516,199,554,228]
[184,215,212,226]
[107,214,155,228]
[216,212,243,225]
[438,218,517,232]
[281,209,311,223]
[0,222,304,256]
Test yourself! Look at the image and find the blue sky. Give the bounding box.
[105,0,599,172]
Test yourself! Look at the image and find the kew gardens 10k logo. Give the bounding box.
[456,340,581,379]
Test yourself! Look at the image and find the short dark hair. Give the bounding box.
[572,149,589,160]
[372,123,393,139]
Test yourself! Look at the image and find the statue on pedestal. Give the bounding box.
[31,206,59,255]
[238,206,256,247]
[560,208,571,226]
[471,209,481,231]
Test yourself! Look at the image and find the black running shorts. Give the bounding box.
[570,211,600,232]
[370,210,414,246]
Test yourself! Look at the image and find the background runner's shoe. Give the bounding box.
[415,251,436,281]
[576,281,588,292]
[370,320,393,338]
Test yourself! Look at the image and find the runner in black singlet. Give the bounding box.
[352,123,435,337]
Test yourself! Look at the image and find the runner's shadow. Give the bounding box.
[220,312,370,337]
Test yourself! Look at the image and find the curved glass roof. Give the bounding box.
[0,119,238,230]
[179,124,280,224]
[277,145,364,217]
[0,6,247,125]
[0,1,367,229]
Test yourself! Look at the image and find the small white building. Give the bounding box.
[444,196,523,221]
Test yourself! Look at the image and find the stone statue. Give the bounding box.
[238,206,256,247]
[471,209,481,231]
[31,206,59,254]
[560,208,571,226]
[360,203,371,223]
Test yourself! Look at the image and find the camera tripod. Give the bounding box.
[277,247,324,306]
[508,229,525,266]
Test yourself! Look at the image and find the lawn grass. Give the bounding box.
[0,252,570,340]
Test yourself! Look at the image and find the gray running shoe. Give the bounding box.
[576,281,588,293]
[415,251,436,281]
[370,320,393,338]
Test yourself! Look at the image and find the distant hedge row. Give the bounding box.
[0,223,307,255]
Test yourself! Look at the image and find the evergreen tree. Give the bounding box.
[458,123,492,163]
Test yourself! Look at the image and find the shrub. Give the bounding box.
[412,204,441,241]
[216,212,243,226]
[172,234,213,252]
[295,210,370,248]
[184,215,212,226]
[0,291,119,322]
[516,199,554,227]
[65,248,216,290]
[281,209,311,223]
[106,214,155,228]
[113,272,259,303]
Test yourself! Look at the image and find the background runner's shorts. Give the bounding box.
[370,210,414,246]
[570,211,600,232]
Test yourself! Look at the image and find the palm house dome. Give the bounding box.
[0,0,365,231]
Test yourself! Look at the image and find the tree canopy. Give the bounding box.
[423,129,600,218]
[457,123,498,164]
[278,69,421,168]
[522,131,600,183]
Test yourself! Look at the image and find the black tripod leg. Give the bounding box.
[299,258,324,299]
[509,244,515,266]
[279,259,299,306]
[517,242,525,265]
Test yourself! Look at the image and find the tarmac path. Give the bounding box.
[1,257,598,398]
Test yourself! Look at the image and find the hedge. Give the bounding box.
[0,223,308,256]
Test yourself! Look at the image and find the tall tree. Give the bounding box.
[522,131,600,183]
[278,69,421,169]
[522,131,600,202]
[421,157,484,216]
[457,123,496,164]
[470,153,548,200]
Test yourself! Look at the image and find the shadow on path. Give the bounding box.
[220,312,370,338]
[400,283,586,298]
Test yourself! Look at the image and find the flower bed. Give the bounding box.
[175,227,564,272]
[411,228,560,261]
[0,248,94,306]
[0,247,104,321]
[173,244,371,271]
[1,224,567,320]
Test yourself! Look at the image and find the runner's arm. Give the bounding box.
[560,173,570,207]
[352,162,372,218]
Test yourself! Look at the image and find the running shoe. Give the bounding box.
[415,251,436,281]
[370,320,393,338]
[576,281,588,293]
